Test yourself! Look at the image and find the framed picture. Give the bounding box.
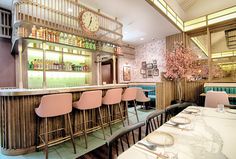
[146,63,153,69]
[123,66,131,81]
[147,69,153,78]
[141,61,146,69]
[143,74,147,78]
[153,68,159,76]
[140,69,146,74]
[153,65,157,69]
[153,60,157,64]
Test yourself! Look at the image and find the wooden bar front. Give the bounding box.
[0,84,127,155]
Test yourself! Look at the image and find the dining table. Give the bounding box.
[117,106,236,159]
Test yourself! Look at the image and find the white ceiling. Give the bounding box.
[0,0,12,10]
[173,0,236,20]
[0,0,180,46]
[79,0,180,46]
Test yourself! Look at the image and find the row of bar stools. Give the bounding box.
[73,90,106,149]
[35,87,140,158]
[35,93,76,159]
[102,88,125,134]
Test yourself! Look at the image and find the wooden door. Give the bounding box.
[101,59,113,84]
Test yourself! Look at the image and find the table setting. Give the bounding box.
[118,106,236,159]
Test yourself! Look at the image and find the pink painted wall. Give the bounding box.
[0,38,16,87]
[118,38,166,83]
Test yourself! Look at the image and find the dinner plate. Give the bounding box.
[170,116,191,125]
[184,107,200,113]
[146,131,174,146]
[226,109,236,114]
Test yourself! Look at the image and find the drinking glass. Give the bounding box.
[217,104,224,113]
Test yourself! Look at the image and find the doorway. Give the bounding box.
[101,59,113,84]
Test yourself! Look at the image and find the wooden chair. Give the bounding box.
[165,102,196,122]
[205,91,229,108]
[106,122,145,159]
[145,110,165,136]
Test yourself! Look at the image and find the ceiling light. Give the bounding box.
[140,38,144,40]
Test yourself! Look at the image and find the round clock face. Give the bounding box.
[80,11,99,33]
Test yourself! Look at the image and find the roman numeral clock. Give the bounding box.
[79,10,100,34]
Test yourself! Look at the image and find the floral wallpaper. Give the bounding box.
[118,38,166,83]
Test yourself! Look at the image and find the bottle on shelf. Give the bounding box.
[64,33,68,44]
[31,25,37,38]
[59,32,64,43]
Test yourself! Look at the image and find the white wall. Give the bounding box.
[118,38,166,83]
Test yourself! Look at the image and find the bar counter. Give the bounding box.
[0,84,127,156]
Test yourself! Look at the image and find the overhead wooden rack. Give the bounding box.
[12,0,123,46]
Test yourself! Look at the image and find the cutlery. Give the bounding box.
[135,144,168,159]
[137,141,157,150]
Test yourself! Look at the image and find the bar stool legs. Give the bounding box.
[107,105,113,134]
[126,101,130,125]
[82,110,88,149]
[45,118,48,159]
[67,113,76,154]
[98,107,106,140]
[118,103,125,127]
[133,101,139,122]
[81,108,106,148]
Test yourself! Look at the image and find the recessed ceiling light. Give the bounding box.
[140,38,144,40]
[68,8,73,12]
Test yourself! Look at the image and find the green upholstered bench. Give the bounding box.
[129,85,156,102]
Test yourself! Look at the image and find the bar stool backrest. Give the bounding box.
[75,90,102,110]
[122,87,137,101]
[103,88,123,105]
[205,91,229,108]
[36,93,72,118]
[136,88,149,102]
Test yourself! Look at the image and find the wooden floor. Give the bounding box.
[78,126,146,159]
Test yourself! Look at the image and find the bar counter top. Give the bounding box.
[0,84,128,96]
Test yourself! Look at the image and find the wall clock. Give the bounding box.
[79,11,99,34]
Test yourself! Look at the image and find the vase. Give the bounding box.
[176,79,183,103]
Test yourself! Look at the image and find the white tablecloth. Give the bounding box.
[118,107,236,159]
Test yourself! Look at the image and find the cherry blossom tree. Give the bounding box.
[164,42,198,102]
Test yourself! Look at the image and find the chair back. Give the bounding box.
[145,110,165,136]
[103,88,123,105]
[122,87,137,101]
[35,93,72,118]
[204,91,229,108]
[165,102,194,122]
[74,90,102,110]
[106,122,145,159]
[136,88,150,102]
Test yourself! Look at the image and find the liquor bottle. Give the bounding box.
[42,28,46,40]
[55,31,59,43]
[31,25,37,38]
[64,33,68,44]
[81,38,85,48]
[59,32,64,43]
[72,35,77,46]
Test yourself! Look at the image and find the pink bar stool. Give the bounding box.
[102,88,125,134]
[122,87,139,125]
[35,93,76,159]
[205,91,229,108]
[73,90,105,149]
[136,88,150,109]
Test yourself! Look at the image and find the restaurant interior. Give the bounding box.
[0,0,236,159]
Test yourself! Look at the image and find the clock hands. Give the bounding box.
[88,17,92,27]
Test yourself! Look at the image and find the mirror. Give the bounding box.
[211,29,236,81]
